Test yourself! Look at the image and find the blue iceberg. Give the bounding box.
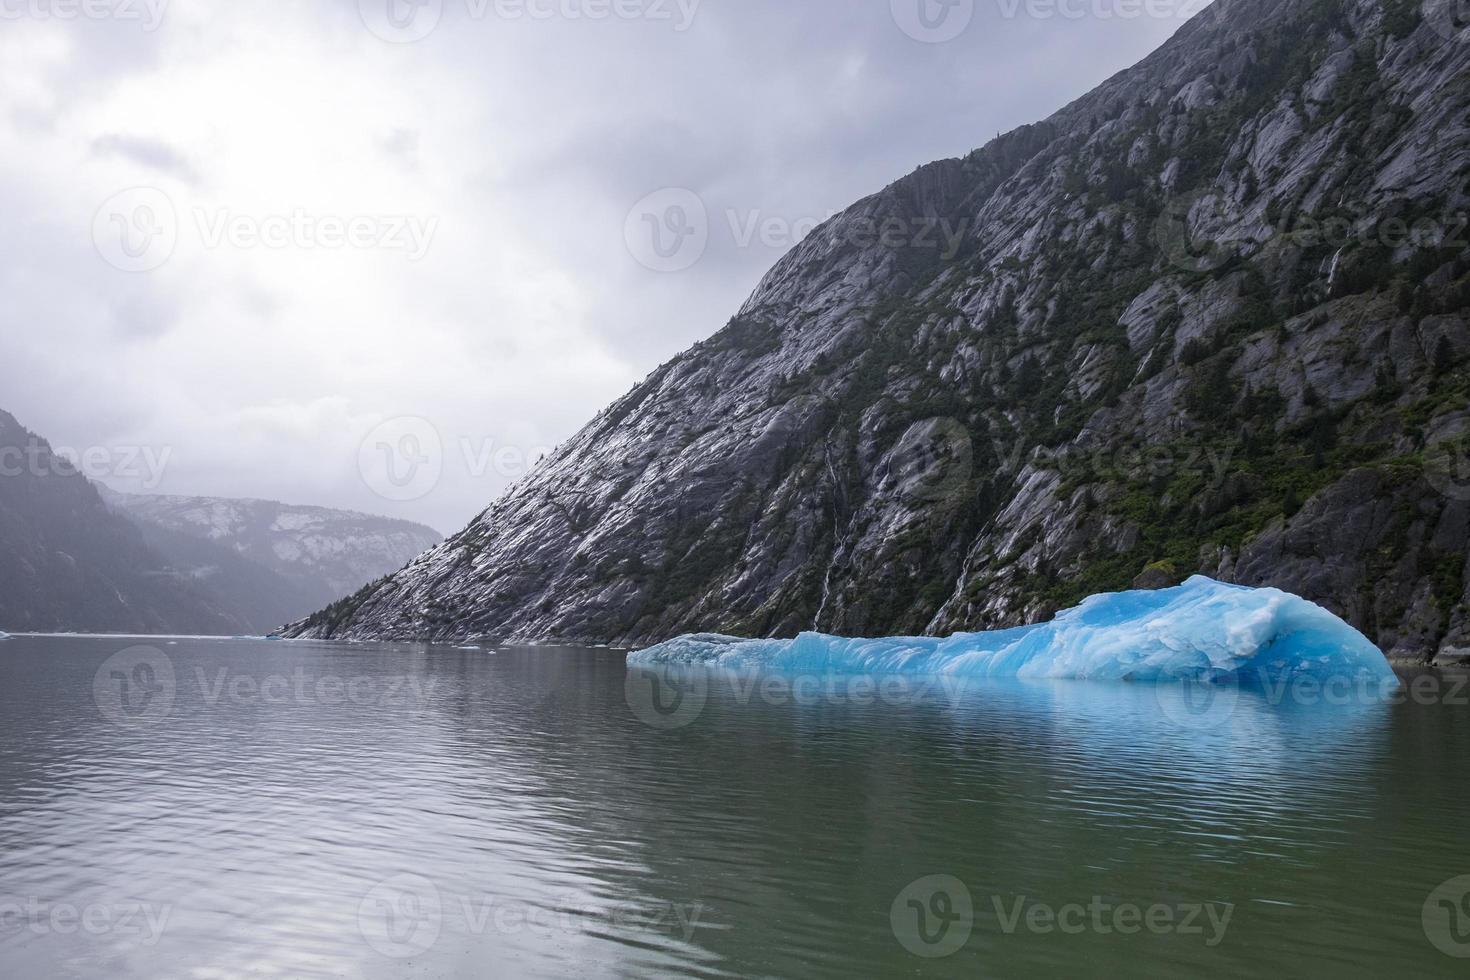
[629,577,1397,686]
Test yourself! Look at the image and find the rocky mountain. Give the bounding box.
[0,409,252,634]
[284,0,1470,663]
[101,488,441,612]
[111,516,316,635]
[0,407,441,635]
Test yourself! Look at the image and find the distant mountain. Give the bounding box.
[0,407,442,635]
[100,488,441,608]
[105,516,325,636]
[0,409,250,634]
[285,0,1470,662]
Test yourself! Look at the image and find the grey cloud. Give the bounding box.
[109,287,182,341]
[379,128,422,171]
[91,134,197,183]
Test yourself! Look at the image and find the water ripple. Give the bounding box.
[0,637,1467,978]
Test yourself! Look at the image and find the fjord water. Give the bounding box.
[1,636,1468,978]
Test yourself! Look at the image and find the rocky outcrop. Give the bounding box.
[284,0,1470,663]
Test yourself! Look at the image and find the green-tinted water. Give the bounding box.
[1,635,1467,977]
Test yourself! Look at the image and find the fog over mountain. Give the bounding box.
[101,486,442,628]
[0,407,439,634]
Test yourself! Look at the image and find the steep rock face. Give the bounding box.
[286,0,1470,662]
[0,410,251,635]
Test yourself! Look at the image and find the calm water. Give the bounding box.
[1,635,1469,978]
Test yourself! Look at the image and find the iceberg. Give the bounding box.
[629,577,1397,686]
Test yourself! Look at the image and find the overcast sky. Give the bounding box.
[0,0,1203,534]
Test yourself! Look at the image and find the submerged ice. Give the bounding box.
[628,577,1397,685]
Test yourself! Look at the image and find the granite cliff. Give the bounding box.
[286,0,1470,663]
